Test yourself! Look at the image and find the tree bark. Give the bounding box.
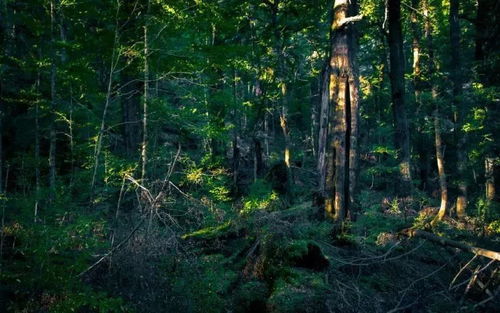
[317,62,330,194]
[388,0,412,196]
[324,0,361,221]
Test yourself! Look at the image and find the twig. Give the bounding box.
[388,262,449,313]
[77,217,145,277]
[449,255,478,290]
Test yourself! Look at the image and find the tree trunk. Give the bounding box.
[475,0,488,62]
[388,0,412,196]
[485,157,496,204]
[48,0,57,201]
[317,62,330,194]
[35,64,41,207]
[411,0,432,193]
[424,1,448,222]
[434,109,448,221]
[121,75,141,156]
[450,0,467,218]
[279,86,293,190]
[141,0,150,182]
[324,0,361,221]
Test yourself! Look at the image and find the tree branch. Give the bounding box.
[402,229,500,261]
[335,15,363,29]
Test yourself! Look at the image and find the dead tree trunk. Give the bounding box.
[324,0,361,221]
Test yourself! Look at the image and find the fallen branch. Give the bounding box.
[401,229,500,261]
[77,217,145,277]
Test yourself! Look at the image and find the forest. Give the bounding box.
[0,0,499,312]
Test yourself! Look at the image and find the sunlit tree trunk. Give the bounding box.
[424,1,448,222]
[317,63,330,194]
[450,0,467,218]
[388,0,412,196]
[324,0,361,221]
[434,108,448,221]
[485,157,496,204]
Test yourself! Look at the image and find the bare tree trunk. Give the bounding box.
[324,0,361,221]
[450,0,467,218]
[141,0,150,182]
[388,0,412,196]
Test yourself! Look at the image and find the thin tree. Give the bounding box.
[141,0,150,182]
[90,1,122,195]
[450,0,467,218]
[48,0,57,201]
[422,0,448,222]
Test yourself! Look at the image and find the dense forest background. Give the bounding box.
[0,0,499,312]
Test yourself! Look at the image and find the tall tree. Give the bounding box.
[450,0,467,218]
[422,0,448,222]
[48,0,58,201]
[387,0,412,196]
[141,0,150,181]
[323,0,361,221]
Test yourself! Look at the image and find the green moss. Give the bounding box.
[267,270,329,313]
[181,221,233,240]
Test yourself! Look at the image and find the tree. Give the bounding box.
[387,0,412,197]
[323,0,361,221]
[450,0,467,218]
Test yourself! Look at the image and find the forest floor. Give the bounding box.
[1,183,499,313]
[91,190,500,313]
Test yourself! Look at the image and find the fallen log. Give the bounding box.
[401,228,500,261]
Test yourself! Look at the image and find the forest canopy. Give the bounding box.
[0,0,499,312]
